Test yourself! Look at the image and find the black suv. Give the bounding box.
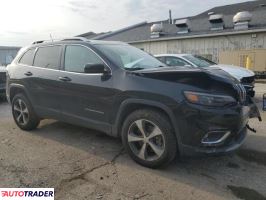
[6,38,260,168]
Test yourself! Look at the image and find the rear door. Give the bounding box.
[29,45,63,117]
[58,44,115,131]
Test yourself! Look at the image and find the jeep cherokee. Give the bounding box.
[6,37,261,168]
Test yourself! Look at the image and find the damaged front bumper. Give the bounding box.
[247,96,262,121]
[175,97,261,156]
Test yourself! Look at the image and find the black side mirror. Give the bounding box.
[84,63,109,74]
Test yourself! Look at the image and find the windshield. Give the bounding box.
[96,44,165,71]
[183,55,216,68]
[195,55,217,65]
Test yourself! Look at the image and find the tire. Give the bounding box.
[12,93,40,130]
[121,109,177,168]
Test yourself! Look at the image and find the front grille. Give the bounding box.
[234,84,246,103]
[0,72,6,84]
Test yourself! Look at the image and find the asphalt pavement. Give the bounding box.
[0,84,265,200]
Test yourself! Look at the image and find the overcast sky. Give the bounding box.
[0,0,253,46]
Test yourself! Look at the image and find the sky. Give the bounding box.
[0,0,254,46]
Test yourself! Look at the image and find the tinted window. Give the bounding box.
[165,57,190,67]
[34,46,61,69]
[64,45,104,73]
[19,49,35,65]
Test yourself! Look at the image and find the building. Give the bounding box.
[0,46,21,66]
[79,0,266,73]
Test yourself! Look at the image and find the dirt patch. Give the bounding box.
[227,185,266,200]
[227,162,240,169]
[237,149,266,166]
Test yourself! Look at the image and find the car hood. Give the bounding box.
[131,66,238,85]
[209,64,255,80]
[0,66,7,73]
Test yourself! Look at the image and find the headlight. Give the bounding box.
[184,91,236,107]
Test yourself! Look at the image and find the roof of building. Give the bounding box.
[76,31,110,39]
[79,0,266,43]
[0,46,21,50]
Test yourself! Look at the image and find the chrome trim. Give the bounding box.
[242,84,254,88]
[85,108,104,114]
[16,64,105,76]
[201,131,231,145]
[15,44,112,76]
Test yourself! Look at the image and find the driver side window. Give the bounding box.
[64,45,104,73]
[165,57,189,67]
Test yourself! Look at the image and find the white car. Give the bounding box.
[155,54,255,97]
[0,66,7,96]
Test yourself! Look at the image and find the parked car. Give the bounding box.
[155,54,256,97]
[6,38,260,168]
[0,66,7,97]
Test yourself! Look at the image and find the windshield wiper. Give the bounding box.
[125,67,145,71]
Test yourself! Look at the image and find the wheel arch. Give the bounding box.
[112,99,181,150]
[9,84,30,103]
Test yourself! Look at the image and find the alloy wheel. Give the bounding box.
[128,119,165,161]
[13,99,29,126]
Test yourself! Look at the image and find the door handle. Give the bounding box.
[24,72,32,76]
[59,76,72,82]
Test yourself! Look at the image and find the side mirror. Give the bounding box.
[84,63,109,74]
[184,64,192,67]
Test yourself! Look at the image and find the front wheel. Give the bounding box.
[121,109,177,168]
[12,93,40,130]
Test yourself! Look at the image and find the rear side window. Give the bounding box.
[33,46,61,69]
[19,49,35,65]
[64,45,104,73]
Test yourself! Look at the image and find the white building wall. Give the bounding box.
[132,32,266,62]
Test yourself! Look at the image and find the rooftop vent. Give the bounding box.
[233,11,252,30]
[150,23,164,38]
[175,19,190,34]
[209,14,224,30]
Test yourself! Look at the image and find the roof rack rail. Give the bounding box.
[32,37,89,45]
[32,40,46,45]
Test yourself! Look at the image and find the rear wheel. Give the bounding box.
[12,93,40,130]
[121,109,177,168]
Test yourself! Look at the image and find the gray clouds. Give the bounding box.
[0,0,254,46]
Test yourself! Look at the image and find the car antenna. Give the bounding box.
[50,33,54,42]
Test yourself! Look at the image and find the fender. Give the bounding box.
[112,98,182,153]
[8,83,30,104]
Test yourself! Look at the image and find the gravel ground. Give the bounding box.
[0,84,266,200]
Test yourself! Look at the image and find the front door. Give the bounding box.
[58,44,116,132]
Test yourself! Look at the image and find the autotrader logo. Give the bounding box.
[0,188,54,200]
